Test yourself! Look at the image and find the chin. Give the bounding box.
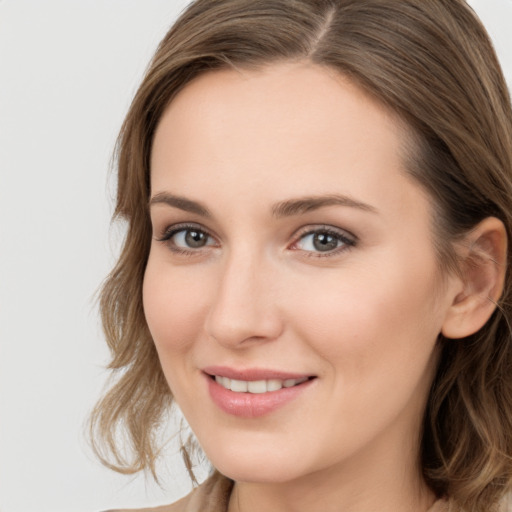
[215,461,305,485]
[203,441,314,484]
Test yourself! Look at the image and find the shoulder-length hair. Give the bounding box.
[90,1,512,510]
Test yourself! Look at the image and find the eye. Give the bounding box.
[292,227,356,256]
[156,224,216,253]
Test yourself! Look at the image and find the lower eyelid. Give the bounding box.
[155,225,221,257]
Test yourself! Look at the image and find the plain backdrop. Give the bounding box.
[0,1,511,511]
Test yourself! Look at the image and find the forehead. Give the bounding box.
[150,61,426,221]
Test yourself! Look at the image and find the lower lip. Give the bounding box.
[206,375,315,418]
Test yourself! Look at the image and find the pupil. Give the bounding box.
[185,230,207,248]
[313,233,338,252]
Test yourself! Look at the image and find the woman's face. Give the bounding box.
[144,62,459,484]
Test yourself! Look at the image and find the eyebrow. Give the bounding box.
[148,192,377,218]
[149,192,211,217]
[271,194,378,218]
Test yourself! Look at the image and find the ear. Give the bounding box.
[441,217,507,339]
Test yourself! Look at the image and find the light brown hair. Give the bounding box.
[90,1,512,510]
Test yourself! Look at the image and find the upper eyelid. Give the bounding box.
[156,222,216,242]
[292,224,357,242]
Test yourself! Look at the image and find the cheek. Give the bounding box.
[142,258,210,356]
[284,260,443,454]
[287,253,444,385]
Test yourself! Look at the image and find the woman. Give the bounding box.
[91,1,512,511]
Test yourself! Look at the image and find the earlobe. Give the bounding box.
[441,217,507,340]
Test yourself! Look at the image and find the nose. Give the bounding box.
[204,250,284,348]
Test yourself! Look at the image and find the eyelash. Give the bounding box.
[290,226,356,258]
[156,223,216,256]
[155,223,357,258]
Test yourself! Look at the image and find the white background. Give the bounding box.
[0,1,511,511]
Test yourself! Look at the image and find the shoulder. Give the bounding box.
[500,493,512,512]
[103,472,234,512]
[426,498,449,512]
[426,494,512,512]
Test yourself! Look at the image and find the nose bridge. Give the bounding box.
[205,246,282,347]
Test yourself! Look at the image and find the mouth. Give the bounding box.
[202,367,317,418]
[210,374,313,393]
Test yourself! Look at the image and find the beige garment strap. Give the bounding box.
[426,499,449,512]
[103,473,233,512]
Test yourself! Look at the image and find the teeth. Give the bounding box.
[267,379,283,392]
[214,376,309,393]
[230,379,248,392]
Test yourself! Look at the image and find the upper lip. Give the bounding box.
[203,365,315,381]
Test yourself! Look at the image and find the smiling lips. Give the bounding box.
[215,375,310,393]
[204,367,315,418]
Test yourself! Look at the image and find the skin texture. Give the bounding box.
[144,61,472,512]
